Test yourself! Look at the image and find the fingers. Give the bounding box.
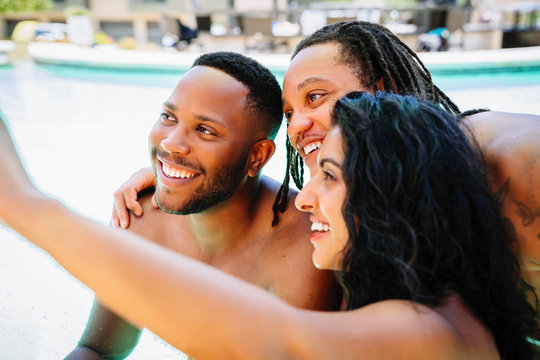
[110,208,120,227]
[112,190,130,229]
[111,167,156,229]
[152,194,159,209]
[125,188,144,216]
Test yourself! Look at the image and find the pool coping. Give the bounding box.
[25,41,540,73]
[0,40,15,66]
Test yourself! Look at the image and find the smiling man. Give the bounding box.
[65,52,341,360]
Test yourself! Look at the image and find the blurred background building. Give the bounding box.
[0,0,538,52]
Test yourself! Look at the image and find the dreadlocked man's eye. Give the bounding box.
[284,111,293,122]
[308,93,323,103]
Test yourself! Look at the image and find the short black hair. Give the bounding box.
[193,52,283,139]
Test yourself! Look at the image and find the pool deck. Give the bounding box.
[0,40,15,65]
[26,41,540,73]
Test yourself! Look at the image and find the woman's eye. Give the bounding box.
[323,170,336,181]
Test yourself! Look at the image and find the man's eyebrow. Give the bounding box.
[320,158,341,169]
[162,101,177,112]
[193,114,227,128]
[162,102,226,128]
[297,76,333,91]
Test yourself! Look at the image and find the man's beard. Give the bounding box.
[152,147,250,215]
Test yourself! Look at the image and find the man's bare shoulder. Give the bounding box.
[127,190,190,248]
[467,111,540,272]
[464,110,540,151]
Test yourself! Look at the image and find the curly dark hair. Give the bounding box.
[193,52,283,139]
[273,21,489,224]
[334,91,537,359]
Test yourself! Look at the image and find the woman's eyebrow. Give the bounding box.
[319,158,341,168]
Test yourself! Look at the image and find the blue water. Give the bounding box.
[432,69,540,90]
[18,62,539,89]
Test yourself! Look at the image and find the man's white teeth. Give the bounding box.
[303,142,321,155]
[162,163,196,179]
[311,222,330,232]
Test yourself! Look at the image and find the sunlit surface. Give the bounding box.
[0,60,539,359]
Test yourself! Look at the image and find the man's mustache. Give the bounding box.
[152,147,206,175]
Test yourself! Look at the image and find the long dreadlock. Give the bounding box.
[271,21,475,226]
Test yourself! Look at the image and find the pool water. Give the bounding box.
[0,60,539,360]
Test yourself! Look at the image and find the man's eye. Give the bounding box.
[198,126,214,136]
[284,111,293,122]
[159,113,175,122]
[308,93,323,103]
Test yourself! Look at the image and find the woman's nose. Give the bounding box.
[295,181,317,213]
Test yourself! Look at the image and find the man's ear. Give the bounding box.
[375,77,398,93]
[246,139,275,177]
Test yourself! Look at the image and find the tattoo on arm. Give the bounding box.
[511,199,540,227]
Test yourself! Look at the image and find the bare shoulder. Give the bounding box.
[289,297,498,359]
[464,110,540,151]
[126,190,190,250]
[127,191,164,236]
[465,112,540,266]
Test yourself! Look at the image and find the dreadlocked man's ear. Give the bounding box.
[246,139,275,177]
[375,77,398,93]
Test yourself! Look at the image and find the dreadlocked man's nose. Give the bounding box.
[287,112,313,147]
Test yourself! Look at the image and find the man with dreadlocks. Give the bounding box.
[113,21,540,338]
[64,52,341,359]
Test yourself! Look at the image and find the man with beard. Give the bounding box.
[65,52,341,359]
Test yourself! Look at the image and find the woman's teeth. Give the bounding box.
[162,163,197,179]
[311,222,330,232]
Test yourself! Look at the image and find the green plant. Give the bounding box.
[64,5,90,17]
[0,0,52,13]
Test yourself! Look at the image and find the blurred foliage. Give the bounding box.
[385,0,417,8]
[64,5,90,17]
[0,0,53,13]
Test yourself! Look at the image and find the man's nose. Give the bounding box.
[287,111,313,145]
[160,127,190,155]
